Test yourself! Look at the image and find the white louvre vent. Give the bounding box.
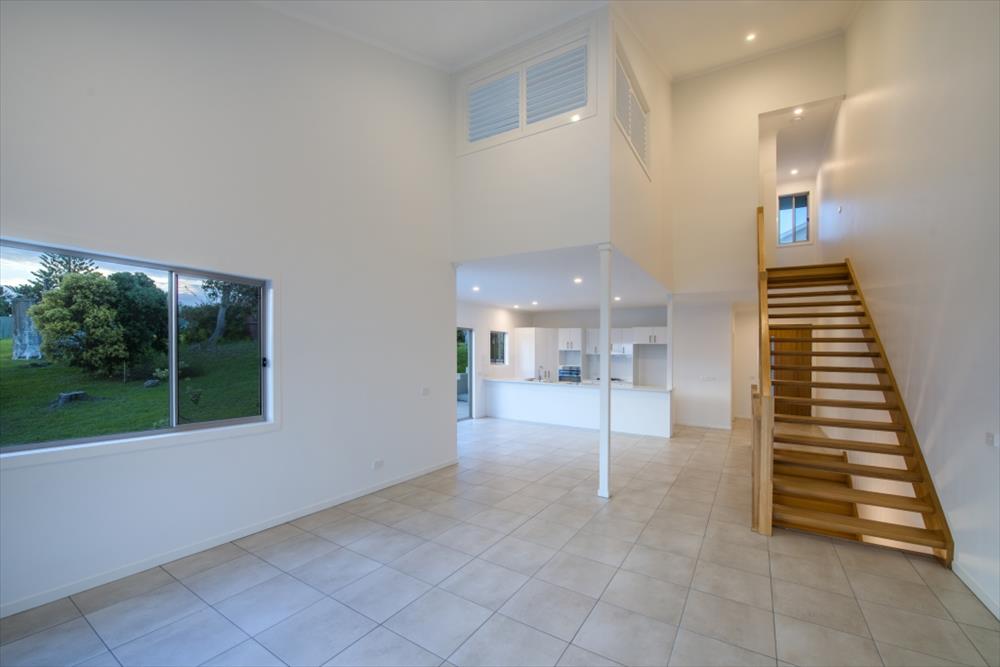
[615,58,648,168]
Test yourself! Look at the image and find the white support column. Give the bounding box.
[598,244,612,498]
[665,297,674,438]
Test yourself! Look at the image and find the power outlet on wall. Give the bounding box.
[987,433,997,448]
[371,459,384,470]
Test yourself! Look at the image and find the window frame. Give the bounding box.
[777,191,812,246]
[0,238,270,455]
[489,330,508,365]
[614,43,651,179]
[456,20,596,155]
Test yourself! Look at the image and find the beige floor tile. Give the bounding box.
[234,524,306,552]
[860,600,987,666]
[668,629,776,666]
[534,504,599,530]
[692,560,772,610]
[512,518,579,550]
[466,508,531,534]
[214,574,322,636]
[182,555,281,605]
[385,588,491,657]
[256,598,376,667]
[536,552,617,598]
[325,627,441,666]
[311,516,381,546]
[703,521,769,552]
[836,543,924,583]
[493,493,551,515]
[0,618,106,667]
[340,495,389,515]
[480,536,556,576]
[433,523,506,556]
[347,527,425,563]
[75,649,121,666]
[87,581,207,647]
[601,570,688,625]
[937,589,1000,631]
[775,614,882,666]
[163,543,246,580]
[203,639,284,666]
[72,568,175,615]
[768,530,837,561]
[770,551,854,596]
[960,624,1000,667]
[637,525,703,559]
[253,533,339,572]
[439,559,529,610]
[0,598,80,646]
[847,569,951,619]
[360,501,424,525]
[112,608,246,667]
[389,541,472,585]
[621,544,697,587]
[562,532,632,567]
[333,567,430,622]
[579,514,646,542]
[876,641,967,666]
[772,579,870,637]
[698,537,770,576]
[647,510,708,537]
[680,590,775,657]
[450,614,567,666]
[557,644,622,666]
[596,501,657,523]
[659,497,713,519]
[289,547,381,594]
[391,511,460,540]
[573,601,677,667]
[500,579,597,641]
[426,498,492,520]
[907,557,970,595]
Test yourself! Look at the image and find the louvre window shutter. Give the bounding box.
[467,71,520,142]
[526,45,588,125]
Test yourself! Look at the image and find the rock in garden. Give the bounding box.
[56,391,86,406]
[144,378,160,388]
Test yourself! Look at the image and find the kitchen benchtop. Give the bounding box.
[484,378,671,393]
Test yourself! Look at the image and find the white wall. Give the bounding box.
[671,35,845,294]
[609,10,672,290]
[671,300,733,429]
[528,305,667,329]
[456,301,531,418]
[452,11,612,263]
[731,306,757,420]
[818,0,1000,614]
[0,0,455,616]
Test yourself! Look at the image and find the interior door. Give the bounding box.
[457,328,473,421]
[773,327,812,416]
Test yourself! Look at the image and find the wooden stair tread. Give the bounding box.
[773,455,922,482]
[771,379,892,391]
[773,432,913,455]
[768,289,858,298]
[769,300,863,308]
[771,364,887,373]
[771,351,881,357]
[775,414,905,431]
[771,337,876,343]
[773,505,946,548]
[774,396,896,410]
[767,279,855,288]
[769,311,867,319]
[770,324,871,330]
[773,475,934,513]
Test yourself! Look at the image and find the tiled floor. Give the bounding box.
[2,419,998,667]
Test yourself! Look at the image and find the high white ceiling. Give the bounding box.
[456,245,670,311]
[616,1,859,79]
[258,0,605,72]
[761,97,842,185]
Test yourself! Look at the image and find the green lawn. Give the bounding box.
[0,338,261,448]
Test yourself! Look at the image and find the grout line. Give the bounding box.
[67,596,119,666]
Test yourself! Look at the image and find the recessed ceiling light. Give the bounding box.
[745,33,756,42]
[570,114,581,122]
[614,296,622,302]
[790,168,799,175]
[573,277,583,284]
[793,107,804,115]
[513,304,520,309]
[531,300,539,306]
[472,286,480,292]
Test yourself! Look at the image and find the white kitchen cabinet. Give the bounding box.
[558,328,583,351]
[633,326,668,345]
[612,328,634,355]
[515,328,559,381]
[585,328,601,355]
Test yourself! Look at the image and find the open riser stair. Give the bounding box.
[750,208,953,565]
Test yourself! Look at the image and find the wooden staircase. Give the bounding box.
[750,209,953,564]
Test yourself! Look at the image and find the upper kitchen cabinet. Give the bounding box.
[633,326,667,345]
[558,328,584,351]
[612,327,634,355]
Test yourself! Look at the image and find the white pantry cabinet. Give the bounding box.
[515,328,559,380]
[558,328,583,351]
[633,327,668,345]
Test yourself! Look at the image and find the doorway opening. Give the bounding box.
[457,328,473,421]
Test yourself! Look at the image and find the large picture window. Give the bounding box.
[0,240,266,452]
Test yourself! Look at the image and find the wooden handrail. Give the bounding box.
[752,206,773,536]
